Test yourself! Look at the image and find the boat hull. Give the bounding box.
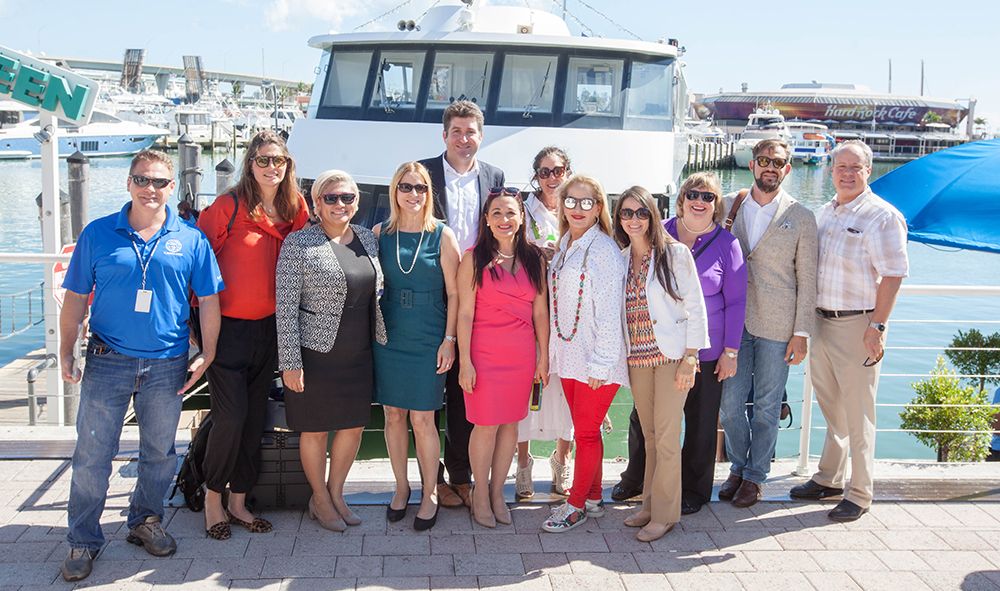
[0,133,163,159]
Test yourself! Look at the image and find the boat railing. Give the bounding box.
[0,281,45,341]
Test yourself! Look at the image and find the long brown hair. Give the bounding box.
[614,186,681,301]
[230,130,301,221]
[471,191,544,292]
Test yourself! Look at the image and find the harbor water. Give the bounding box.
[1,154,998,461]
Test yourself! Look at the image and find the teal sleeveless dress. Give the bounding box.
[374,223,448,410]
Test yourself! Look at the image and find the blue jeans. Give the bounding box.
[719,328,790,484]
[67,338,186,551]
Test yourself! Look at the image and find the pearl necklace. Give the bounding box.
[396,228,426,275]
[680,217,715,236]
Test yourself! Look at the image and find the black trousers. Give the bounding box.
[681,360,723,506]
[618,406,646,489]
[203,315,277,494]
[436,356,473,485]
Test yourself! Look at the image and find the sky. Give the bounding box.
[1,0,997,131]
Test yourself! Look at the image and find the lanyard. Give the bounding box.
[130,235,161,290]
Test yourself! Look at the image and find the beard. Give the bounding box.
[754,174,782,193]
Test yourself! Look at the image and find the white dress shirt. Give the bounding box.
[442,156,481,252]
[549,225,629,387]
[740,190,782,251]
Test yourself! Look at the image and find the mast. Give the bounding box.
[888,59,892,93]
[920,59,925,96]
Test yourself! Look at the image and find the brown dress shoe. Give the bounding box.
[718,474,743,501]
[452,483,472,508]
[437,483,463,508]
[731,480,762,508]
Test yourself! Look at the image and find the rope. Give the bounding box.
[353,0,419,31]
[548,0,595,36]
[573,0,642,40]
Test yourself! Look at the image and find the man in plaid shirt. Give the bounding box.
[789,140,908,522]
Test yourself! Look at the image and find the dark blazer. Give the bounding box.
[418,154,506,220]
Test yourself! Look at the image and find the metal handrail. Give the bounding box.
[0,282,45,340]
[26,354,58,426]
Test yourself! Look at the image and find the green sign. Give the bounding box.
[0,45,99,125]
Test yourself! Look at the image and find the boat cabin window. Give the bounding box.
[497,54,557,114]
[89,111,121,124]
[0,110,20,128]
[564,57,624,117]
[625,59,672,129]
[427,52,493,107]
[177,112,211,126]
[322,51,373,107]
[372,51,426,110]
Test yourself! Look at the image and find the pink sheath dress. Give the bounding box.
[465,265,538,426]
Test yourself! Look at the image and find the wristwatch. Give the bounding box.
[683,354,699,367]
[868,322,886,332]
[724,350,738,359]
[444,335,457,343]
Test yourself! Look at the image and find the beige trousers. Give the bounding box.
[810,313,883,508]
[629,362,689,525]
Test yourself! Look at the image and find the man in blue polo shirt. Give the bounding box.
[58,150,224,582]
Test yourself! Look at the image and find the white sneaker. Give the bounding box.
[549,451,571,496]
[515,456,534,499]
[584,498,606,517]
[542,502,587,533]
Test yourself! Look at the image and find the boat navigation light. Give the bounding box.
[32,124,54,144]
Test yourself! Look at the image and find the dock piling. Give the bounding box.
[67,151,89,242]
[177,133,202,209]
[215,159,236,196]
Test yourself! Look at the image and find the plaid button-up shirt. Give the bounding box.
[816,189,909,311]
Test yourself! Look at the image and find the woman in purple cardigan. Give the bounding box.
[665,172,747,515]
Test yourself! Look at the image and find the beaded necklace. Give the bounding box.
[551,239,592,342]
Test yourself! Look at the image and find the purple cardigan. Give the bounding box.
[665,218,747,362]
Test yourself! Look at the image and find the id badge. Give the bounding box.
[135,289,153,313]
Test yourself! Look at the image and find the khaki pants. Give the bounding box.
[810,313,883,508]
[629,362,689,525]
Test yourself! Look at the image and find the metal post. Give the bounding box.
[27,354,58,426]
[178,133,202,208]
[39,112,65,425]
[211,121,216,153]
[215,158,236,196]
[67,151,89,241]
[795,358,815,476]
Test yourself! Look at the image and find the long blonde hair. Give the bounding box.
[557,174,613,238]
[385,162,437,234]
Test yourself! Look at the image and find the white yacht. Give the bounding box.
[733,105,791,167]
[786,121,833,164]
[288,0,690,225]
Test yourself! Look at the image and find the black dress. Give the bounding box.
[286,236,376,432]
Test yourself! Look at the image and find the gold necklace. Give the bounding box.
[680,217,715,236]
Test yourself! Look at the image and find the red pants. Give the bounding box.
[561,378,620,508]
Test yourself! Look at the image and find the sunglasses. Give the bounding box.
[685,190,717,203]
[397,182,428,194]
[755,155,788,169]
[489,187,521,198]
[563,196,596,211]
[253,155,290,168]
[321,193,357,205]
[130,175,172,189]
[863,351,884,367]
[619,207,651,221]
[536,166,567,180]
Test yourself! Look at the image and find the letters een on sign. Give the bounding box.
[0,45,99,125]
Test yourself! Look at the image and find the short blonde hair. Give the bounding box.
[312,169,359,203]
[385,162,437,234]
[676,172,724,224]
[558,175,613,238]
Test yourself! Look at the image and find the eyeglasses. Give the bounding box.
[489,187,520,197]
[863,352,884,367]
[536,166,567,180]
[755,155,788,169]
[619,207,651,221]
[563,196,596,211]
[252,155,290,168]
[397,183,428,194]
[321,193,357,205]
[130,175,172,189]
[685,190,717,203]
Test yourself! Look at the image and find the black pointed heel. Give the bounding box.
[413,503,439,531]
[386,486,410,523]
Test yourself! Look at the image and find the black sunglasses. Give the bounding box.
[755,155,788,169]
[563,196,596,211]
[536,166,567,180]
[685,190,717,203]
[863,351,884,367]
[489,187,521,197]
[131,175,171,189]
[321,193,357,205]
[619,207,651,221]
[253,155,290,168]
[397,182,428,194]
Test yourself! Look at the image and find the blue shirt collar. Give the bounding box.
[114,202,180,239]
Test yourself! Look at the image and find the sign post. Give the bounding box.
[1,45,99,425]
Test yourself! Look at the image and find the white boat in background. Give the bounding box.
[289,0,690,224]
[733,105,791,167]
[786,121,833,164]
[684,117,727,142]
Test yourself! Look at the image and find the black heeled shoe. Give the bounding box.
[413,502,439,531]
[386,486,410,523]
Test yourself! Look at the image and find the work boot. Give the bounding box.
[126,516,176,557]
[61,548,96,582]
[731,480,762,508]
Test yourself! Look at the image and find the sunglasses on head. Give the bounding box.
[563,196,596,211]
[253,155,289,168]
[321,193,357,205]
[755,155,788,169]
[536,166,567,180]
[489,187,521,198]
[685,190,717,203]
[619,207,651,221]
[130,175,171,189]
[397,182,428,194]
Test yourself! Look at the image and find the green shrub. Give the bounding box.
[944,329,1000,394]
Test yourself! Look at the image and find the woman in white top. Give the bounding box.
[516,146,575,500]
[542,174,628,533]
[614,186,708,542]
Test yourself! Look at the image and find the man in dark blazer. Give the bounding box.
[417,100,505,508]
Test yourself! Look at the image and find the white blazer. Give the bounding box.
[621,242,710,360]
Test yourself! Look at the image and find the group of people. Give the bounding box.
[55,99,908,583]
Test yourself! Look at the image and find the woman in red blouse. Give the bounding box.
[196,130,310,540]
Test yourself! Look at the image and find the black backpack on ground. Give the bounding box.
[172,413,214,512]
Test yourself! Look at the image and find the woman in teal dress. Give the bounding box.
[374,161,461,531]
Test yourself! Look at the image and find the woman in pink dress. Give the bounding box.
[457,188,549,528]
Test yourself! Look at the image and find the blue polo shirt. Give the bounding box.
[63,203,224,359]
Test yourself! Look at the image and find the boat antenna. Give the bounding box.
[548,0,596,36]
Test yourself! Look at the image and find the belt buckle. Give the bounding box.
[400,288,413,309]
